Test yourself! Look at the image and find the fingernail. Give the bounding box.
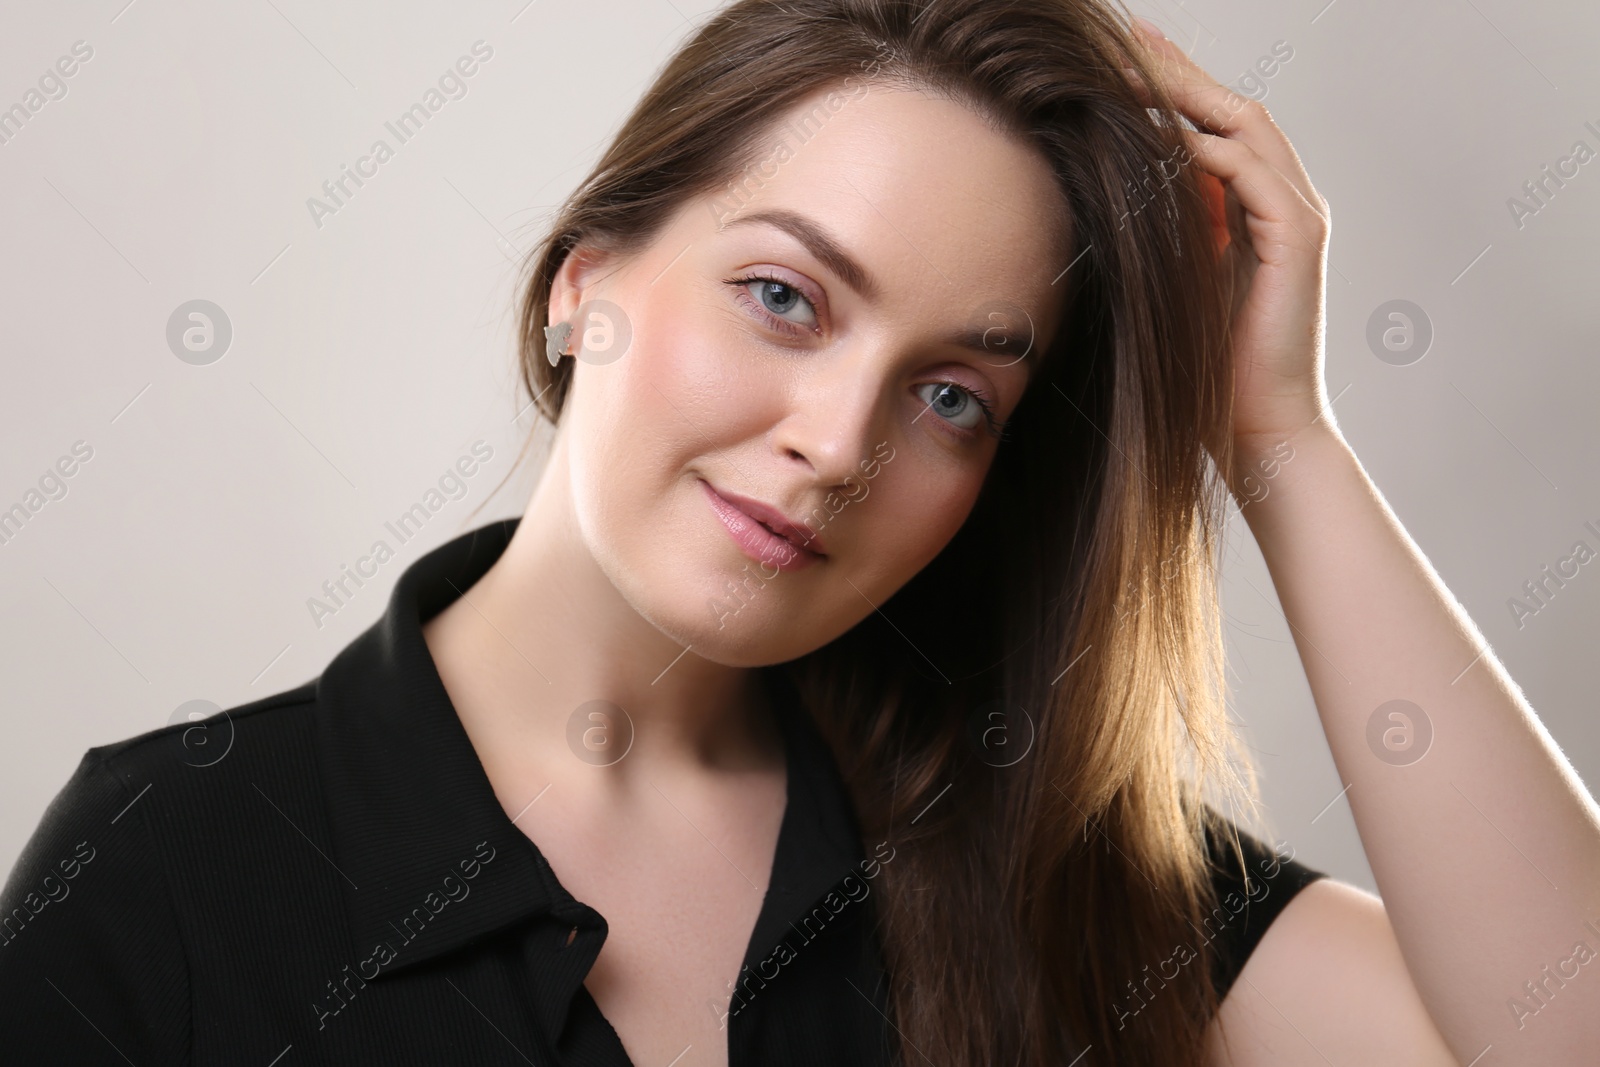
[1133,16,1166,40]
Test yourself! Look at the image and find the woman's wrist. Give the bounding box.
[1225,418,1349,511]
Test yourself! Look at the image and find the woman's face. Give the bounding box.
[551,82,1070,666]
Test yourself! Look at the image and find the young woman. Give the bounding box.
[3,1,1596,1065]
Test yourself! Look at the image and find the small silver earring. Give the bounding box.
[544,320,574,367]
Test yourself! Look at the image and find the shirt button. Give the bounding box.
[560,924,578,949]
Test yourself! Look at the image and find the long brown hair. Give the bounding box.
[496,1,1259,1063]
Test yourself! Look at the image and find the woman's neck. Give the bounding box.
[419,442,786,815]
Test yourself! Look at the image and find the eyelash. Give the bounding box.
[723,272,1007,440]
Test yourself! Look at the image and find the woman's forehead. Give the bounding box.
[690,84,1069,331]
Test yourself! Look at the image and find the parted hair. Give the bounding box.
[490,1,1257,1063]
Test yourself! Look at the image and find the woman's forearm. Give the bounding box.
[1233,420,1600,1061]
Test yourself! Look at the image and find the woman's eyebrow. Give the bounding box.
[720,207,882,301]
[949,324,1034,376]
[719,207,1034,374]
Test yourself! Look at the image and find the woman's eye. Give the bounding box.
[916,382,988,432]
[736,277,819,333]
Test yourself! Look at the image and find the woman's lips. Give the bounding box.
[699,479,824,572]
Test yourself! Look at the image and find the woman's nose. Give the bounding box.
[766,353,887,486]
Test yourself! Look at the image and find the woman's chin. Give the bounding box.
[635,572,823,667]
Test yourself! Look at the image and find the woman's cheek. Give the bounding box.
[863,468,982,585]
[587,314,692,478]
[923,486,980,562]
[623,294,736,429]
[648,303,786,449]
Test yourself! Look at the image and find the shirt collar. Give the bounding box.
[313,518,868,981]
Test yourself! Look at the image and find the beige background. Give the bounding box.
[2,0,1597,895]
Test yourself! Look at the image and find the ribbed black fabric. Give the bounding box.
[0,518,1324,1065]
[1202,816,1329,1004]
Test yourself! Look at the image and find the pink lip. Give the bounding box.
[699,479,825,571]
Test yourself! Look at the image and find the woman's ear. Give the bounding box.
[547,243,616,329]
[545,242,635,368]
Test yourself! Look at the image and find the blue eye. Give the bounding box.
[728,274,819,334]
[916,381,996,435]
[726,271,1005,441]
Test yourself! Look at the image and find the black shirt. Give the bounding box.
[0,518,1326,1065]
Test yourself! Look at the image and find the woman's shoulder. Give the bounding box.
[3,677,325,906]
[98,678,322,773]
[0,680,323,1060]
[1196,809,1327,1003]
[1193,818,1459,1064]
[2,677,326,935]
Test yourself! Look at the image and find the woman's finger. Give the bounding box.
[1177,126,1328,265]
[1130,22,1325,217]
